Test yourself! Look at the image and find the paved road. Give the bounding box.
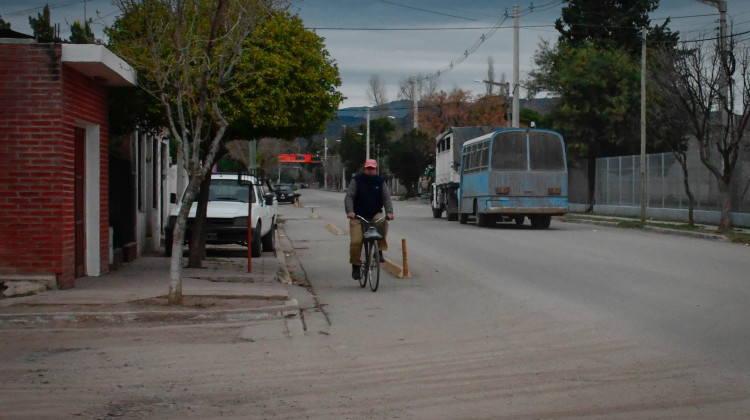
[281,188,750,418]
[2,188,748,418]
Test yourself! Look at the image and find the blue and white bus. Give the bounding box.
[457,127,568,229]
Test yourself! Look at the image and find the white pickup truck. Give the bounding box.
[165,173,277,257]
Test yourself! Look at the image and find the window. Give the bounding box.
[529,132,565,171]
[491,131,527,171]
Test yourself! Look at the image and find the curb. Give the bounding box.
[0,299,299,329]
[561,216,727,241]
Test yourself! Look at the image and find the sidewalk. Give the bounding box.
[562,213,750,240]
[0,238,298,328]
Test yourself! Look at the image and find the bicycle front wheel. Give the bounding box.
[359,241,368,288]
[368,241,380,292]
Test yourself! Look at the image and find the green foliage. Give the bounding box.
[519,109,548,128]
[69,19,95,44]
[537,42,642,160]
[29,5,61,42]
[368,118,396,151]
[555,0,677,54]
[0,15,11,30]
[389,129,432,197]
[224,11,344,140]
[528,0,679,162]
[108,86,168,137]
[339,126,366,178]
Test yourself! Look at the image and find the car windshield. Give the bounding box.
[208,179,254,203]
[277,185,293,192]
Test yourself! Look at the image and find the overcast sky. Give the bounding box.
[3,0,750,109]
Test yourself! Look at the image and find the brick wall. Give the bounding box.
[0,42,109,287]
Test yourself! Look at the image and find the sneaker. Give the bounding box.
[352,264,361,280]
[378,251,385,262]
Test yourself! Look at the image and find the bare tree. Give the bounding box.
[367,74,389,117]
[110,0,285,304]
[651,34,750,230]
[486,56,495,95]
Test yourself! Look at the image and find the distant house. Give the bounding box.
[0,36,143,289]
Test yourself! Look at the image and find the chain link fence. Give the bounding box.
[568,148,750,225]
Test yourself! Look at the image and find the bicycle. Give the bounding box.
[355,214,386,292]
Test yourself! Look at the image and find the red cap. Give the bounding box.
[364,159,377,168]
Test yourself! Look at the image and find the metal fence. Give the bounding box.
[586,148,750,221]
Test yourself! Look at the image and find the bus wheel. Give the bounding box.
[530,215,551,229]
[459,213,468,224]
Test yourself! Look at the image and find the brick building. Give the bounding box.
[0,34,136,289]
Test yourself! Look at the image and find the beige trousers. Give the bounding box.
[349,213,388,265]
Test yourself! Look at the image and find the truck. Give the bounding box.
[429,126,504,221]
[165,173,278,257]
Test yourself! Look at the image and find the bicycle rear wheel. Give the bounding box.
[368,241,380,292]
[359,242,368,288]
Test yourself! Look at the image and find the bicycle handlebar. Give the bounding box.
[355,214,387,225]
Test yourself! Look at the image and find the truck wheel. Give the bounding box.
[262,222,275,252]
[459,213,468,224]
[514,215,525,226]
[432,208,443,219]
[447,212,458,221]
[251,224,262,257]
[477,213,489,227]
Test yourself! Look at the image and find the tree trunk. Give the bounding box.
[676,153,695,227]
[717,179,733,231]
[188,172,212,267]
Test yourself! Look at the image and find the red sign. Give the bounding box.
[278,154,312,163]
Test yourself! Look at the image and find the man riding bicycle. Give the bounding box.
[345,159,394,280]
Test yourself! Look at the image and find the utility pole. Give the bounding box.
[512,4,520,128]
[366,107,371,160]
[413,94,418,130]
[695,1,728,119]
[640,29,647,223]
[324,137,328,190]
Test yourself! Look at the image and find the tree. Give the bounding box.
[223,11,343,140]
[185,10,342,267]
[650,35,750,230]
[0,15,11,30]
[69,19,95,44]
[367,74,389,117]
[418,88,506,139]
[108,0,285,304]
[339,126,366,180]
[29,4,61,42]
[485,56,496,95]
[389,129,433,197]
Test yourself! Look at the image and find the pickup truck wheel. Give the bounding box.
[262,222,275,252]
[251,224,262,258]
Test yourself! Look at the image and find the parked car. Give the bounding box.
[165,173,277,257]
[274,183,300,203]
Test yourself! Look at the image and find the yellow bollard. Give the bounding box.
[401,238,409,278]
